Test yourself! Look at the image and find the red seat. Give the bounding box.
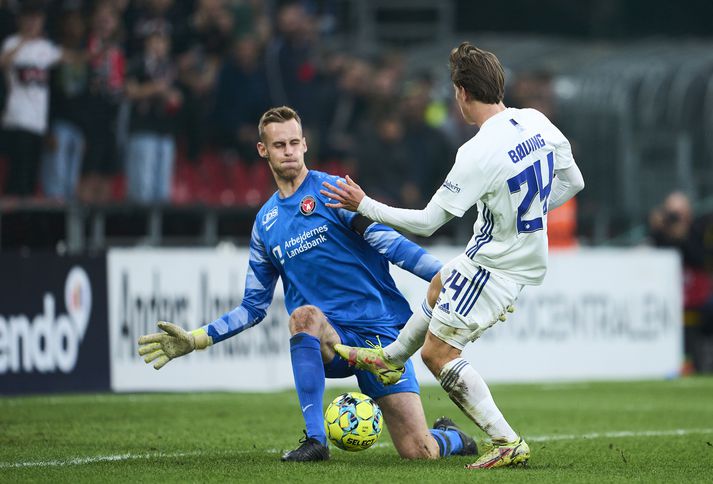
[111,174,126,201]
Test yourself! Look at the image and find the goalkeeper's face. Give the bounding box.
[257,119,308,181]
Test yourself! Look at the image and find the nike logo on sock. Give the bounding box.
[301,404,314,412]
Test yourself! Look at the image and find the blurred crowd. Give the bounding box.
[0,0,468,207]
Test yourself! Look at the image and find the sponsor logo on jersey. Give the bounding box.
[438,302,450,314]
[442,180,461,193]
[282,224,329,259]
[300,195,316,215]
[262,206,278,225]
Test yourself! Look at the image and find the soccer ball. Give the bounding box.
[324,392,383,451]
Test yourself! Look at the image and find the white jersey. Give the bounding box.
[1,35,62,134]
[432,107,575,285]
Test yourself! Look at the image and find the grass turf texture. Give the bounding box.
[1,378,712,483]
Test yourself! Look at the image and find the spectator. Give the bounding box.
[124,0,179,59]
[230,0,270,44]
[316,54,371,162]
[79,1,125,203]
[0,1,63,197]
[41,7,88,201]
[125,26,181,203]
[367,52,406,118]
[649,191,713,372]
[175,0,233,161]
[355,114,421,208]
[649,192,699,266]
[212,35,269,163]
[264,2,319,126]
[399,79,454,203]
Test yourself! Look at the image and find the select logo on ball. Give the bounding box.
[324,391,382,451]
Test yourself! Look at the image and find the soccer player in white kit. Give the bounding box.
[321,42,585,469]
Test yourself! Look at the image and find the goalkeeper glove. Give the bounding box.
[137,321,212,370]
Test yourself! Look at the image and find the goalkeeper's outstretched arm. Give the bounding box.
[138,322,212,370]
[137,222,280,369]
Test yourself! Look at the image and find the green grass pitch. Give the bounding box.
[1,378,712,483]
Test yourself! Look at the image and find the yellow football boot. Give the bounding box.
[333,341,405,385]
[465,437,530,469]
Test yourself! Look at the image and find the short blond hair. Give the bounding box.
[258,106,303,141]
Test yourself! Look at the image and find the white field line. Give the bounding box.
[3,428,713,469]
[0,394,230,407]
[0,451,205,469]
[527,427,713,442]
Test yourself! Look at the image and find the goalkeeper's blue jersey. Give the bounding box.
[204,170,441,343]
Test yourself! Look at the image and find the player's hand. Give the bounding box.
[138,321,207,370]
[320,175,365,212]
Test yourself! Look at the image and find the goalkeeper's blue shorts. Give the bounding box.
[325,320,420,400]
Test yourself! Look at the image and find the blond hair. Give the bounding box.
[258,106,303,141]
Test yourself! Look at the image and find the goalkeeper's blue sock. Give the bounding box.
[429,429,464,457]
[290,332,327,445]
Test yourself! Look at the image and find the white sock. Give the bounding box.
[383,299,432,366]
[438,357,518,444]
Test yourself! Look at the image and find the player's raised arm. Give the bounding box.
[322,176,456,237]
[137,222,280,369]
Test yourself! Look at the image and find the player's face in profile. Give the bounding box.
[258,119,308,180]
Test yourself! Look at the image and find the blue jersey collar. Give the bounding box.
[277,170,313,203]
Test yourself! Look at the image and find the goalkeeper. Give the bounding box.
[138,106,482,462]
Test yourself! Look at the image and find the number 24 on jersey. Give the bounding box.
[507,151,555,234]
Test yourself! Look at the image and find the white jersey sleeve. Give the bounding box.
[357,196,454,237]
[546,117,575,173]
[432,147,490,217]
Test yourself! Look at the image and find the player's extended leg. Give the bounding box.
[376,392,477,459]
[421,331,530,469]
[281,304,341,462]
[336,272,515,384]
[384,272,444,364]
[334,273,443,384]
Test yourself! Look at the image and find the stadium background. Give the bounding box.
[0,0,711,387]
[0,1,712,480]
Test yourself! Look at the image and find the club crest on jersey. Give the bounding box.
[300,195,317,216]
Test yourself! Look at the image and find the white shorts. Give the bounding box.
[429,255,523,350]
